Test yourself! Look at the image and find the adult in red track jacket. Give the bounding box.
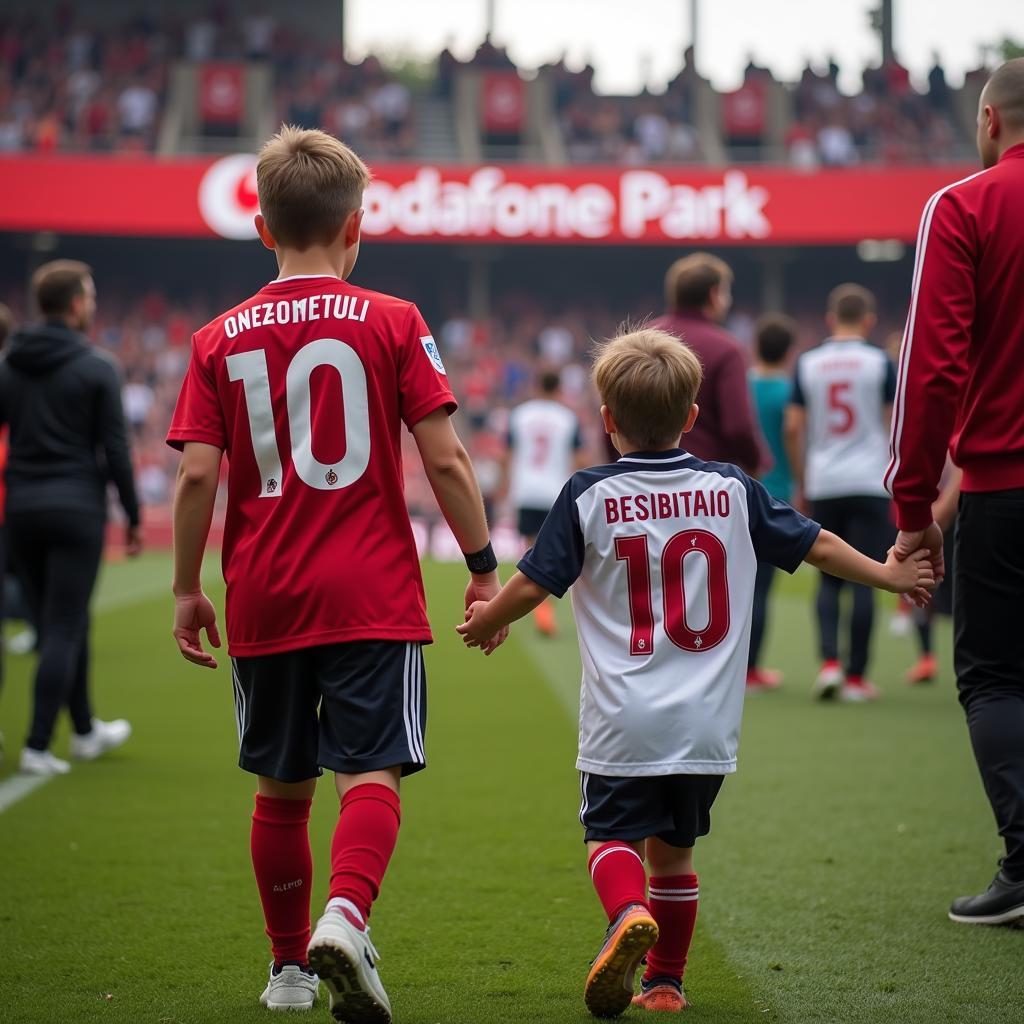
[888,59,1024,927]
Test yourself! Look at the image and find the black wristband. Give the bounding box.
[465,541,498,575]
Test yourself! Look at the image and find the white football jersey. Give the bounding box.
[518,450,819,777]
[792,338,897,500]
[507,399,582,511]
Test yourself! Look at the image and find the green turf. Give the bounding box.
[0,556,1021,1023]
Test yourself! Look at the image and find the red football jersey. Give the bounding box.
[167,274,457,656]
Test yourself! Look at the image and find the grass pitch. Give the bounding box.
[0,555,1021,1023]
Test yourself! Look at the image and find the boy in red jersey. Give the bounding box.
[167,126,504,1022]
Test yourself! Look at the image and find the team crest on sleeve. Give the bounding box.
[420,336,447,375]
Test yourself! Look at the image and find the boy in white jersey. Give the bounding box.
[504,370,586,635]
[458,329,932,1017]
[784,285,897,702]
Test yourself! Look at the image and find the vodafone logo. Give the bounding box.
[199,154,259,239]
[197,155,771,243]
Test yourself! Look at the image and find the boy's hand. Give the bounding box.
[173,590,221,669]
[884,546,935,607]
[464,572,508,652]
[457,600,503,655]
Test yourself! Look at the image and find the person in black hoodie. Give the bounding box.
[0,260,141,776]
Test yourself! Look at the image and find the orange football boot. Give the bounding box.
[584,904,659,1018]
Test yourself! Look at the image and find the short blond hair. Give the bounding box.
[257,125,371,250]
[593,328,703,449]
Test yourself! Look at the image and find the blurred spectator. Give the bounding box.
[117,78,158,142]
[818,115,858,166]
[928,53,950,112]
[242,8,276,61]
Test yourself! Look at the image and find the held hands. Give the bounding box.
[893,522,945,584]
[884,546,935,607]
[457,600,502,655]
[173,590,221,669]
[463,572,508,654]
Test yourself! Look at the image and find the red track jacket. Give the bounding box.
[886,143,1024,531]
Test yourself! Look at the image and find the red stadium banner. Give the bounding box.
[481,72,526,135]
[0,154,978,245]
[199,63,245,125]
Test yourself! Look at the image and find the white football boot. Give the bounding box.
[19,747,71,776]
[259,963,319,1012]
[307,903,392,1024]
[70,718,132,761]
[812,661,844,701]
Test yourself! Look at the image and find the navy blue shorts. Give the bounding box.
[517,506,551,541]
[580,772,725,848]
[231,641,426,783]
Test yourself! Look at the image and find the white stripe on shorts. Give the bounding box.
[410,644,425,763]
[579,772,590,826]
[230,658,245,747]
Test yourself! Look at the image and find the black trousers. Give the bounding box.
[955,490,1024,882]
[811,496,893,678]
[8,509,105,751]
[748,561,776,669]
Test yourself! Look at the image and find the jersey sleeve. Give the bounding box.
[883,356,897,404]
[789,357,806,406]
[886,190,975,530]
[744,473,820,572]
[516,479,585,598]
[398,304,458,429]
[166,336,227,452]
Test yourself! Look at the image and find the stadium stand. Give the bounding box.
[0,4,988,162]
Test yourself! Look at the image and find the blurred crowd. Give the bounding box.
[785,53,975,166]
[552,50,703,164]
[0,5,414,157]
[0,5,984,165]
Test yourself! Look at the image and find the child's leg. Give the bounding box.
[748,562,775,670]
[815,571,843,665]
[252,776,317,966]
[643,837,699,985]
[915,606,933,655]
[847,582,876,678]
[328,767,402,926]
[586,838,649,920]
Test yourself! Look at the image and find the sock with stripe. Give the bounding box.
[251,794,313,966]
[644,873,699,983]
[588,841,649,921]
[329,783,402,925]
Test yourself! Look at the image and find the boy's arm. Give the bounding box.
[411,408,508,651]
[456,572,551,653]
[805,529,934,601]
[172,441,223,669]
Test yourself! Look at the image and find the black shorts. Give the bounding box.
[517,506,551,540]
[579,772,725,848]
[811,495,894,562]
[231,641,426,783]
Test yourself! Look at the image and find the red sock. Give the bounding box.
[588,842,648,921]
[644,874,699,983]
[329,783,402,923]
[251,795,313,965]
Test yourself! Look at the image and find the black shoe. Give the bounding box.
[948,870,1024,926]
